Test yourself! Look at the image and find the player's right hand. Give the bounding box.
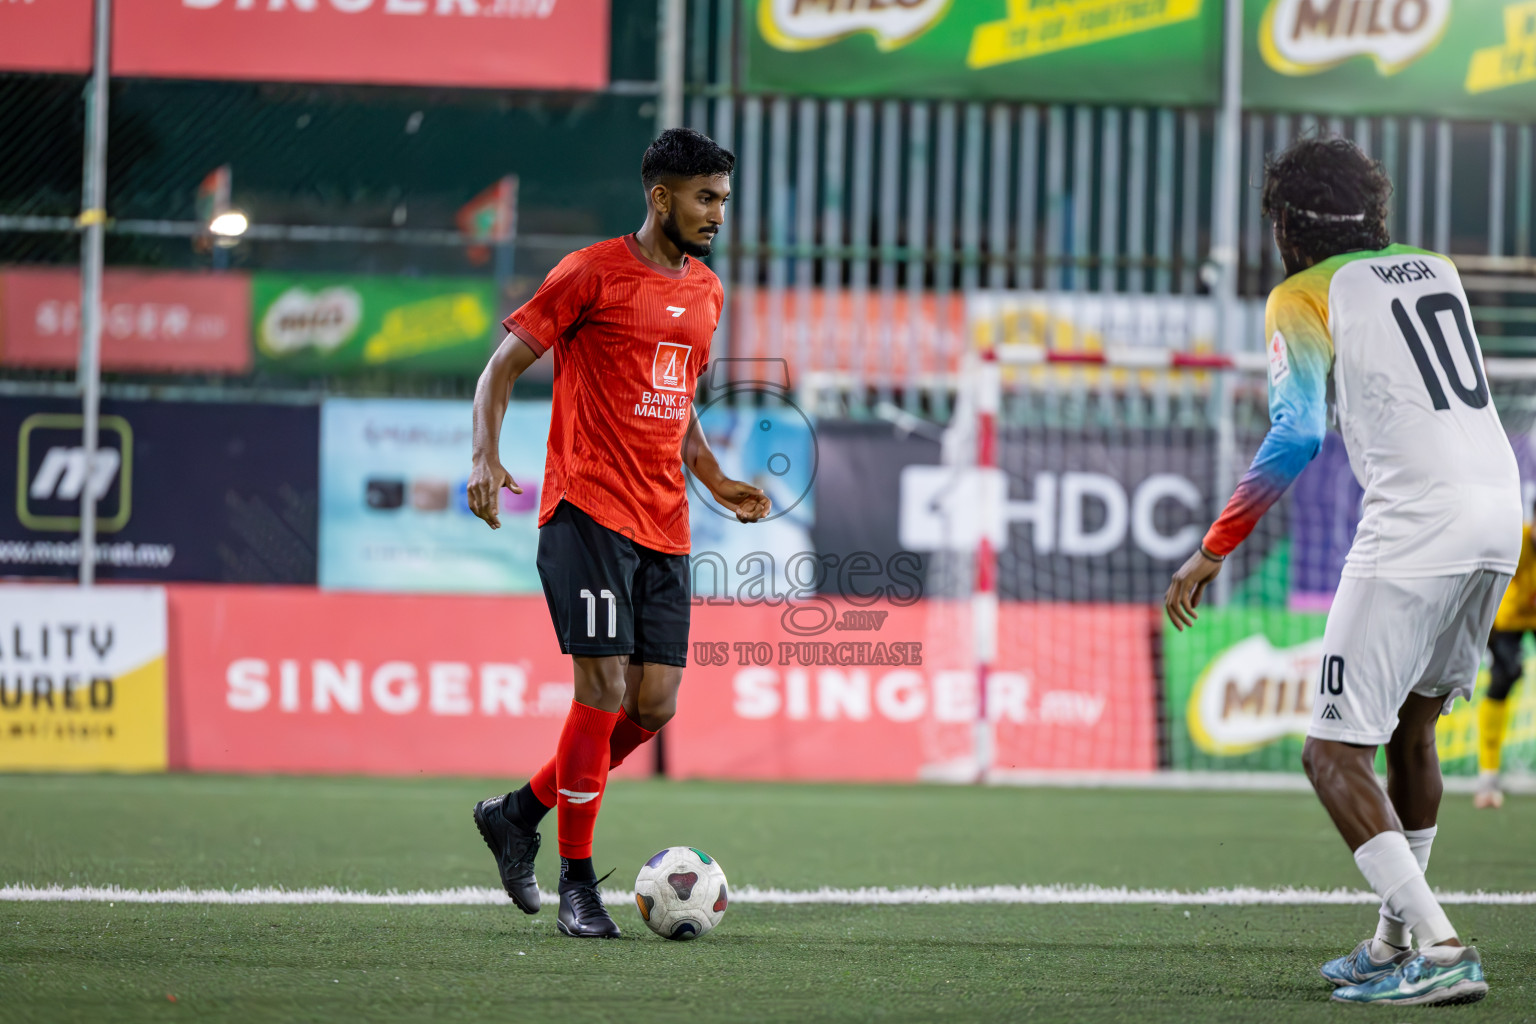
[467,456,520,530]
[1164,546,1223,631]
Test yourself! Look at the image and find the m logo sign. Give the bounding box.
[16,413,132,532]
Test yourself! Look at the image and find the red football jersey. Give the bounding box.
[504,234,722,555]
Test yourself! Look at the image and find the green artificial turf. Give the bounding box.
[0,774,1532,1023]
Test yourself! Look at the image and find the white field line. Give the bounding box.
[3,883,1535,907]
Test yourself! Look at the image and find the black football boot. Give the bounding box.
[556,871,620,938]
[471,794,541,914]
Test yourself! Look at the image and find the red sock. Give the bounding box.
[528,710,657,808]
[553,700,621,859]
[529,757,557,808]
[608,711,658,768]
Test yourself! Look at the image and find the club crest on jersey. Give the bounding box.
[1269,330,1291,386]
[652,342,692,393]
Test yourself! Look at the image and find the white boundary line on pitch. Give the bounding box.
[3,884,1535,906]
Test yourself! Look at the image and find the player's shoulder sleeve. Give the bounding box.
[1201,274,1335,557]
[1263,272,1333,427]
[706,265,725,330]
[502,246,603,356]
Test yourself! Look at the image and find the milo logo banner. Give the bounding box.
[0,585,167,772]
[253,274,497,376]
[1246,0,1535,117]
[745,0,1221,105]
[1164,608,1536,776]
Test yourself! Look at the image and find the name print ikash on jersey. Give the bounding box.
[504,235,724,555]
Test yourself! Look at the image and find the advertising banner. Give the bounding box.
[111,0,609,92]
[252,274,497,376]
[0,267,252,374]
[745,0,1220,104]
[321,397,818,594]
[0,397,318,583]
[0,0,91,74]
[167,585,1154,779]
[667,599,1158,780]
[813,421,1244,603]
[968,291,1268,358]
[166,585,651,778]
[1245,0,1536,118]
[0,585,167,772]
[1163,608,1536,775]
[732,287,967,379]
[318,398,550,593]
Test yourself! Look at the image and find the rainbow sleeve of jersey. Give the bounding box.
[1203,277,1335,557]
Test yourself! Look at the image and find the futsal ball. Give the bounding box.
[633,846,728,940]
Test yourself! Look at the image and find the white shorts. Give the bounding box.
[1308,570,1509,746]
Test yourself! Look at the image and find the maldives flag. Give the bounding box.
[456,176,518,266]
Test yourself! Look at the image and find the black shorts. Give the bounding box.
[536,499,690,666]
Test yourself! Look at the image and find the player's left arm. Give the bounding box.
[682,409,771,523]
[1166,285,1333,629]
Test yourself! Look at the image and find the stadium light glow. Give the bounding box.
[208,210,249,238]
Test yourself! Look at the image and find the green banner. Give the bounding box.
[745,0,1221,105]
[1165,608,1536,776]
[1246,0,1534,118]
[746,1,1531,117]
[252,274,498,376]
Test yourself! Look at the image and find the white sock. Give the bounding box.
[1354,830,1457,949]
[1373,825,1436,953]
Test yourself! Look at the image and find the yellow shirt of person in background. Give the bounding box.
[1494,523,1536,632]
[1479,517,1536,807]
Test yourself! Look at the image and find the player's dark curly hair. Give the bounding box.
[1261,136,1392,268]
[641,128,735,190]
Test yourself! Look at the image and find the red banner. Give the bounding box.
[167,586,1156,779]
[666,601,1158,781]
[0,268,252,374]
[0,0,92,74]
[733,286,967,379]
[166,585,652,778]
[111,0,609,91]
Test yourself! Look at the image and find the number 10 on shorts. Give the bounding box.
[1319,655,1345,695]
[581,588,617,638]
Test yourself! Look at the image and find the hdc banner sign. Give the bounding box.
[111,0,609,91]
[0,585,167,772]
[745,0,1221,104]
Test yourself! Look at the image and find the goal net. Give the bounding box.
[914,298,1536,783]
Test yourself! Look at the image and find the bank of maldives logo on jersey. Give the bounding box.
[1260,0,1451,76]
[653,342,692,393]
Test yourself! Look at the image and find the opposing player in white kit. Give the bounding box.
[1165,137,1519,1007]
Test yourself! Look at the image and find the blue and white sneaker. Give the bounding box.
[1320,939,1412,987]
[1332,947,1488,1007]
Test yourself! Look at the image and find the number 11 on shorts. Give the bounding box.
[580,588,617,638]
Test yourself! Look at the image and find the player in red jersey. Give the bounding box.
[466,128,769,938]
